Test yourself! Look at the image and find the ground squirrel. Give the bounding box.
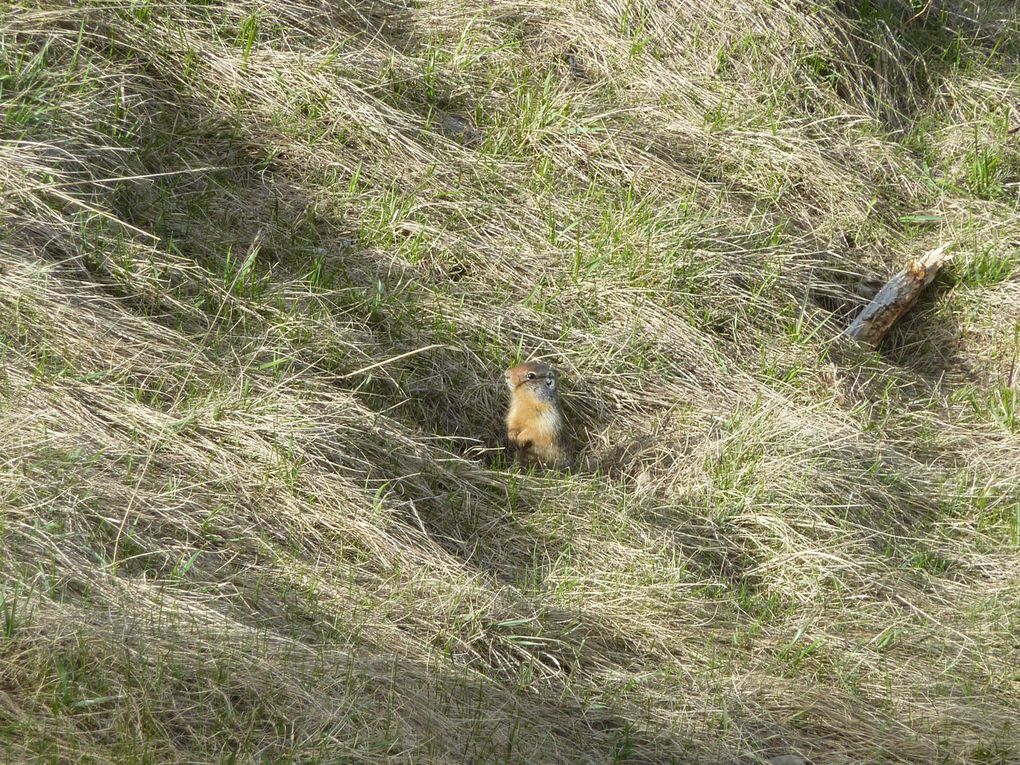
[504,361,570,469]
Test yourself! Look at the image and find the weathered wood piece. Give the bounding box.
[846,243,953,347]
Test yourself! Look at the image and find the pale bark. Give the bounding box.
[846,243,953,347]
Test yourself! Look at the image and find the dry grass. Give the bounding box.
[2,0,1020,762]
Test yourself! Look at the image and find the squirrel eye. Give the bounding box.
[527,372,536,380]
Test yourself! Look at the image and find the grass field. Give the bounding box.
[2,1,1020,762]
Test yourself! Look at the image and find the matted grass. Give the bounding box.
[1,1,1019,763]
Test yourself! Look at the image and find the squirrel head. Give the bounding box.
[504,362,559,397]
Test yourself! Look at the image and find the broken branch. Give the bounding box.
[846,243,953,348]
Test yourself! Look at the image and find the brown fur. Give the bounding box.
[504,362,570,469]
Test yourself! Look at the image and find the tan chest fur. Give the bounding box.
[506,393,565,465]
[507,399,560,440]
